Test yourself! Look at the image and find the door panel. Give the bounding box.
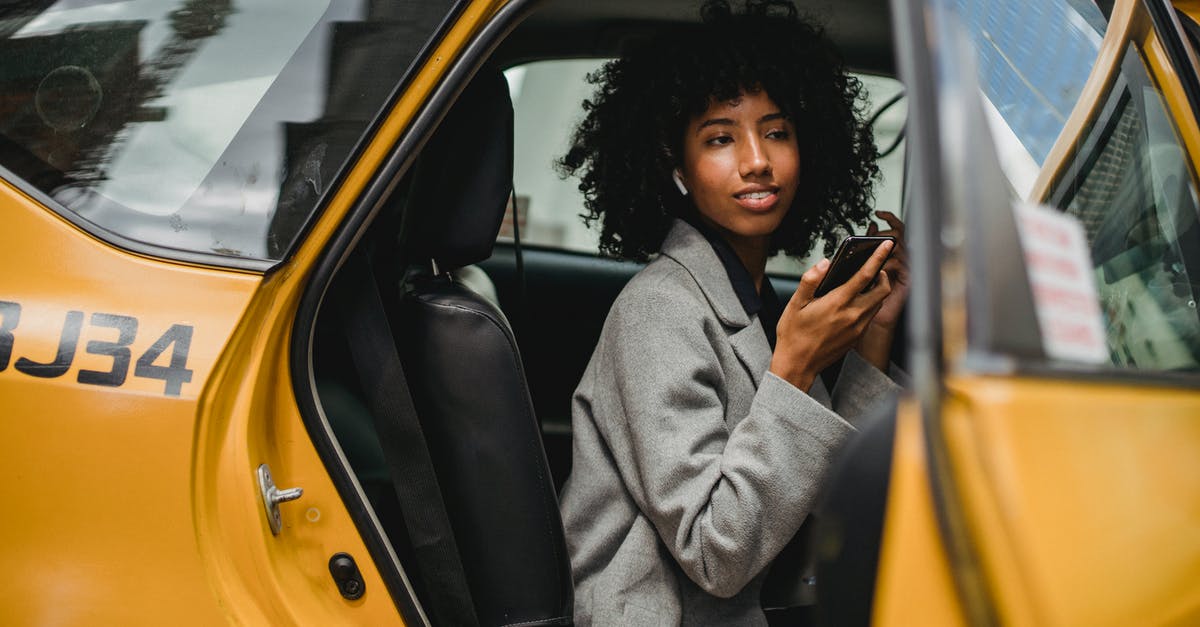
[941,375,1200,626]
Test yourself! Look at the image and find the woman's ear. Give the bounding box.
[672,168,689,196]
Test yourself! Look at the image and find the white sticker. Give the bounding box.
[1013,202,1109,364]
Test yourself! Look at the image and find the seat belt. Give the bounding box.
[339,253,479,627]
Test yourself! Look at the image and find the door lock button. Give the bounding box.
[329,552,366,600]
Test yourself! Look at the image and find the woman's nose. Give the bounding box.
[739,137,771,177]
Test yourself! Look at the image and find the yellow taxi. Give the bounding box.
[0,0,1196,625]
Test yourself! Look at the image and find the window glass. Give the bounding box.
[505,59,606,253]
[503,59,906,277]
[1049,45,1200,370]
[0,0,456,264]
[940,0,1106,197]
[932,0,1200,373]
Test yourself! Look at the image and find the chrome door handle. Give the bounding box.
[257,463,303,535]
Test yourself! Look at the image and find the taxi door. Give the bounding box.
[0,0,510,624]
[873,0,1200,624]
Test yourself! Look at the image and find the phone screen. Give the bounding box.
[813,236,895,298]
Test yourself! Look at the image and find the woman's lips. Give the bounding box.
[733,189,778,211]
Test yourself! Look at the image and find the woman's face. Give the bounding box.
[677,89,800,251]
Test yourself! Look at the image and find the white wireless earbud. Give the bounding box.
[672,169,688,196]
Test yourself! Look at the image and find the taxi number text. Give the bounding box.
[0,300,193,397]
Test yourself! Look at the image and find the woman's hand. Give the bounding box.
[768,240,894,391]
[857,211,911,371]
[864,211,910,330]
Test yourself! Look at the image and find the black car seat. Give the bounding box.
[390,67,573,627]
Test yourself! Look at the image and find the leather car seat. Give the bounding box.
[391,67,573,626]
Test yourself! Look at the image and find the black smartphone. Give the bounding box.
[813,235,895,298]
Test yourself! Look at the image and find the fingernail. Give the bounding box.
[818,258,830,270]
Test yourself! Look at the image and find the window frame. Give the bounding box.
[286,0,535,619]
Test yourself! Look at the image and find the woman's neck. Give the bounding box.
[693,215,771,292]
[726,237,769,293]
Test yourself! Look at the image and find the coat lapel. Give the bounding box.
[728,323,771,387]
[659,220,773,387]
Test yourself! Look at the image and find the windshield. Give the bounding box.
[0,0,455,264]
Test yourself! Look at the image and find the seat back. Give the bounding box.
[394,68,573,626]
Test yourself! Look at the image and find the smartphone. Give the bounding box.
[813,235,895,298]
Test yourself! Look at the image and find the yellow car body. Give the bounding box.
[0,1,508,623]
[0,0,1197,625]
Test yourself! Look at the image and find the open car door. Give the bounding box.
[868,0,1200,624]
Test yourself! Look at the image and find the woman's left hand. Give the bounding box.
[856,210,910,370]
[865,211,910,330]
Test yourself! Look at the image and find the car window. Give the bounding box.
[934,0,1200,373]
[955,0,1108,197]
[1047,44,1200,370]
[0,0,457,265]
[502,59,906,276]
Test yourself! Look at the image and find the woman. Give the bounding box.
[556,1,909,625]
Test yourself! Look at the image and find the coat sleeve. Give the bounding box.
[829,350,907,429]
[590,277,856,598]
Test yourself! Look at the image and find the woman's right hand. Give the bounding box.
[768,240,894,391]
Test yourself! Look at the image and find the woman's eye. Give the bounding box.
[766,129,790,140]
[705,135,733,146]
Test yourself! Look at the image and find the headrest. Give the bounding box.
[405,67,514,270]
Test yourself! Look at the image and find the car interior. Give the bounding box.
[301,0,902,623]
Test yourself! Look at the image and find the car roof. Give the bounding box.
[496,0,895,75]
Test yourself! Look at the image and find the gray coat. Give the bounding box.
[559,219,903,626]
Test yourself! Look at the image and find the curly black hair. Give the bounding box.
[558,0,879,262]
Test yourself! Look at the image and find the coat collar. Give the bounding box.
[659,219,773,386]
[659,219,751,329]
